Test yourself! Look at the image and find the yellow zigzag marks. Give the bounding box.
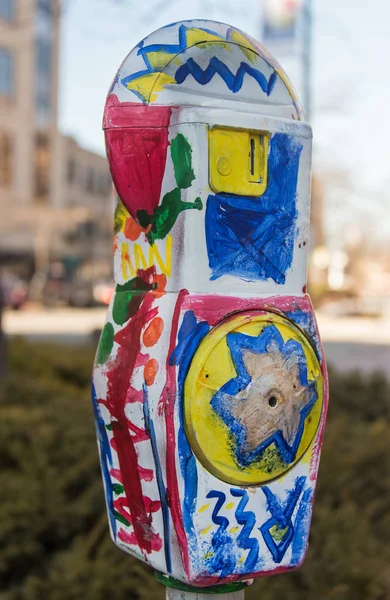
[121,237,172,280]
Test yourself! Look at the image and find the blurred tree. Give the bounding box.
[0,341,389,600]
[0,281,6,377]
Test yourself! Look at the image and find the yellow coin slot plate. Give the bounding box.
[209,126,269,196]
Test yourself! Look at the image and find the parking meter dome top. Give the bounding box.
[104,19,304,121]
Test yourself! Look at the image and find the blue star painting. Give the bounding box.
[205,133,303,284]
[210,324,318,468]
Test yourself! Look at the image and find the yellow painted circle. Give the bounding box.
[217,156,232,176]
[184,311,323,486]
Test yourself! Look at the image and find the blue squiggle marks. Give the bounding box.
[230,489,259,571]
[211,324,317,467]
[142,385,171,573]
[260,476,306,563]
[206,491,237,577]
[208,491,229,531]
[291,487,313,565]
[170,311,210,562]
[91,382,116,539]
[203,480,312,575]
[205,133,302,284]
[121,24,228,102]
[175,57,277,95]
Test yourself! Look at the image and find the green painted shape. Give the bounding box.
[171,133,195,189]
[112,483,125,496]
[270,523,289,542]
[138,188,203,245]
[96,322,115,365]
[113,509,130,527]
[112,277,154,326]
[155,572,248,594]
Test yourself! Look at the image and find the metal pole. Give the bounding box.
[166,589,245,600]
[302,0,313,121]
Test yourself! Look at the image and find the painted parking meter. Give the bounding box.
[92,19,328,592]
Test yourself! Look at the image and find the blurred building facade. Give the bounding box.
[0,0,112,277]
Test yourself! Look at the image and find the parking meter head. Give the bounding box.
[93,19,328,589]
[103,20,305,222]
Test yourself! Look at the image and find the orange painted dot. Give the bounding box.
[144,358,159,386]
[152,273,167,298]
[143,317,164,348]
[124,215,145,241]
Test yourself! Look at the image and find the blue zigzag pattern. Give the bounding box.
[120,23,278,101]
[175,57,277,95]
[138,24,194,60]
[230,489,259,571]
[206,490,237,577]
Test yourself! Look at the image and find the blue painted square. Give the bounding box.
[205,133,303,284]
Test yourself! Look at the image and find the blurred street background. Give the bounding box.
[0,1,389,600]
[1,0,389,372]
[3,306,390,374]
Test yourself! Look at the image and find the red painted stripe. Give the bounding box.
[106,291,156,554]
[127,420,149,443]
[159,289,190,577]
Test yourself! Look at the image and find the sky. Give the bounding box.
[59,0,390,246]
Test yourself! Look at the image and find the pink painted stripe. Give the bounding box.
[181,293,314,327]
[103,94,175,129]
[192,562,299,587]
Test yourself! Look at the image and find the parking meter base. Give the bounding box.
[166,589,245,600]
[156,571,248,595]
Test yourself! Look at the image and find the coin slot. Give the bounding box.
[250,137,255,177]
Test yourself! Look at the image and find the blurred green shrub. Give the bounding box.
[0,340,389,600]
